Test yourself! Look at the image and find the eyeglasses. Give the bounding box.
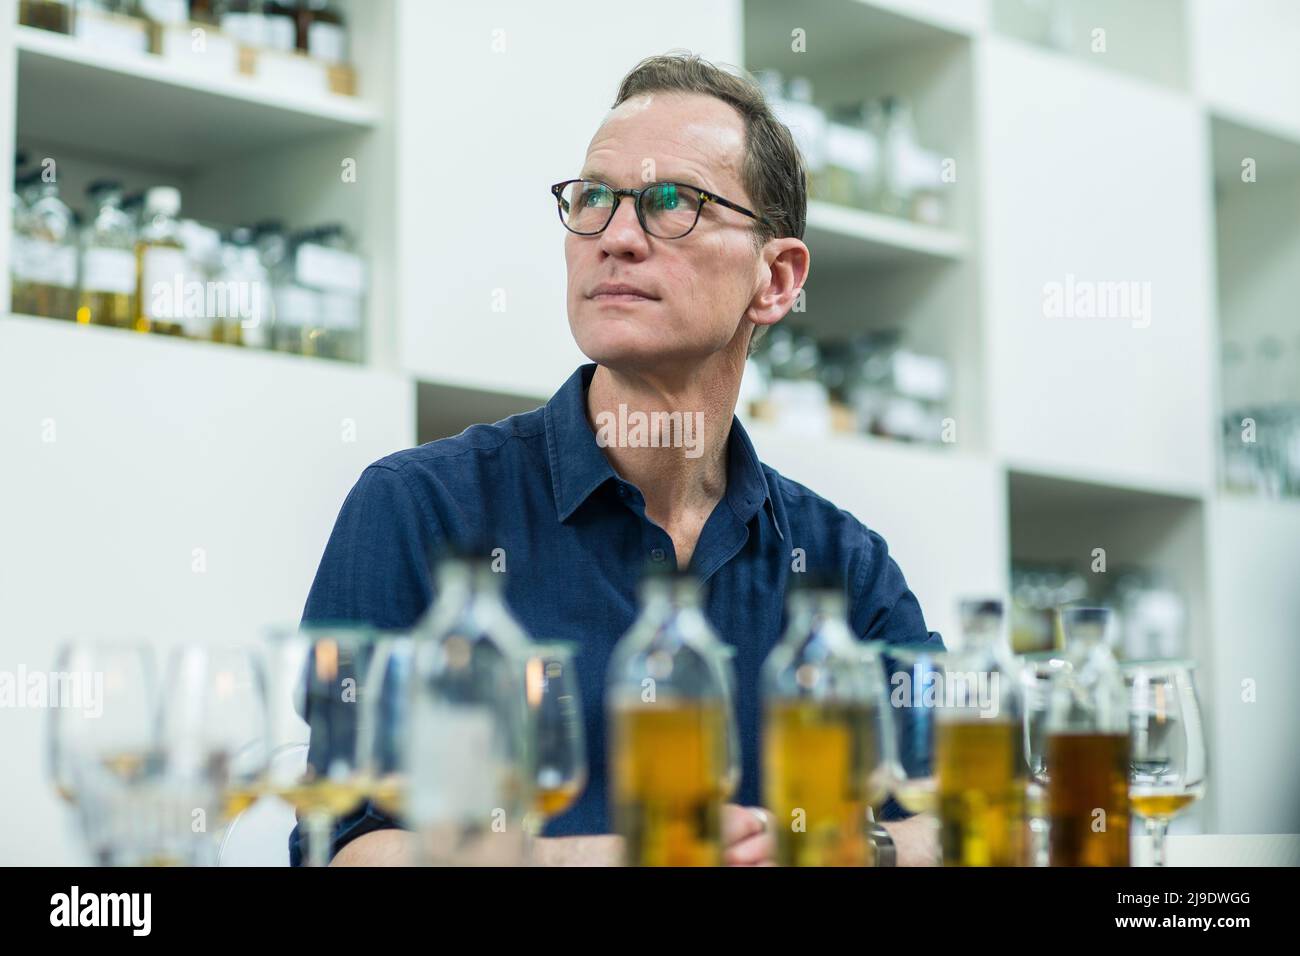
[550,178,771,240]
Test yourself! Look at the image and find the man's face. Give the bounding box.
[565,92,765,372]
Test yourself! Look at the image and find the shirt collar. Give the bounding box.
[544,363,781,539]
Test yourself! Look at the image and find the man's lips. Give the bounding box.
[589,283,659,302]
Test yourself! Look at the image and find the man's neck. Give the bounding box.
[585,353,744,523]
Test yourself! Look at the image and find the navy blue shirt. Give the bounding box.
[291,363,942,865]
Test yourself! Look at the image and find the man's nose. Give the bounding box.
[598,197,649,256]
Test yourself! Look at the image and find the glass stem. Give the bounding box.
[304,811,334,868]
[1146,817,1170,867]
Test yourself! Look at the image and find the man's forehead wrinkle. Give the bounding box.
[584,116,745,195]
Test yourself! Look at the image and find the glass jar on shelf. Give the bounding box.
[12,172,78,321]
[78,179,138,329]
[134,186,188,336]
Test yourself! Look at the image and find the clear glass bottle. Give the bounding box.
[134,186,188,336]
[878,96,914,219]
[294,223,363,362]
[212,225,268,347]
[1045,606,1131,866]
[406,555,535,866]
[77,179,138,329]
[935,598,1030,866]
[607,569,728,866]
[252,219,288,351]
[762,582,889,867]
[14,174,78,321]
[270,229,322,355]
[10,155,32,317]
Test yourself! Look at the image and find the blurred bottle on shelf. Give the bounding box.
[134,186,187,336]
[73,1,150,55]
[77,179,138,328]
[18,0,74,33]
[175,218,221,339]
[12,171,78,321]
[188,0,221,25]
[877,96,948,226]
[1219,334,1300,498]
[220,0,270,47]
[818,104,877,209]
[295,0,346,63]
[1110,569,1186,662]
[137,0,188,26]
[290,223,364,362]
[1009,564,1087,654]
[758,72,827,190]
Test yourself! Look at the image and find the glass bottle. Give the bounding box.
[10,156,32,317]
[134,187,188,336]
[1045,606,1131,866]
[295,223,363,362]
[934,598,1030,866]
[406,555,535,866]
[18,0,74,34]
[607,569,728,866]
[77,179,137,329]
[297,0,346,63]
[15,174,78,321]
[262,0,297,51]
[878,95,915,219]
[212,225,268,347]
[761,582,890,866]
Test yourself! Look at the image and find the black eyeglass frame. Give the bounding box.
[550,178,773,239]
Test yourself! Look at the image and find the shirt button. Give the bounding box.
[650,548,666,562]
[617,485,629,498]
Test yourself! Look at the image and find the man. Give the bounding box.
[293,52,942,867]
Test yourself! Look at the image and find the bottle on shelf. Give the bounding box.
[262,0,298,52]
[212,226,264,346]
[134,186,188,336]
[138,0,190,27]
[220,0,270,48]
[12,171,78,321]
[18,0,74,34]
[77,179,138,329]
[761,579,890,867]
[292,223,364,362]
[296,0,347,64]
[1044,606,1131,866]
[188,0,223,26]
[606,568,729,866]
[176,218,222,340]
[270,227,322,356]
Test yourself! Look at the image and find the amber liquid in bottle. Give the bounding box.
[936,720,1022,866]
[1047,732,1131,866]
[611,702,725,866]
[764,699,878,867]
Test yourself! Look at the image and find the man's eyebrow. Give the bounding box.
[579,169,713,191]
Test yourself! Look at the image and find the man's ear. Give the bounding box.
[746,238,810,331]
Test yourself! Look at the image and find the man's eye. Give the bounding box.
[581,188,612,207]
[649,186,678,210]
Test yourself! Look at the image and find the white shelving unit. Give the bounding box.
[3,0,1298,857]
